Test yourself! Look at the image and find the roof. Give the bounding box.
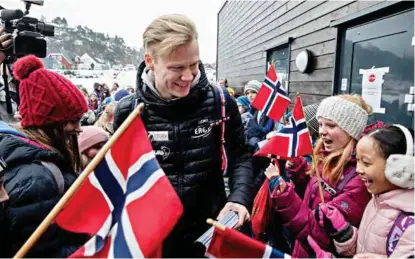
[47,53,73,64]
[218,0,228,14]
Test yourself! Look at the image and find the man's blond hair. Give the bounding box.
[143,14,198,59]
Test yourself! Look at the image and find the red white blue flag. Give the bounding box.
[206,226,290,258]
[56,116,183,258]
[251,65,291,122]
[255,95,313,159]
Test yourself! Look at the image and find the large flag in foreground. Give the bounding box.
[56,116,183,258]
[206,226,290,258]
[255,95,313,159]
[251,65,291,122]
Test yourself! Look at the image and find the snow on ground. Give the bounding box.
[54,69,137,93]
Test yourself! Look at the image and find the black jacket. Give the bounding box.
[114,62,254,257]
[0,126,87,258]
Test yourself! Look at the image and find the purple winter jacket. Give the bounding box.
[271,156,371,258]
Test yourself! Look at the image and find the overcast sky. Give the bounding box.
[1,0,224,63]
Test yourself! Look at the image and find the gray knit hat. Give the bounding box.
[316,96,368,139]
[244,80,261,94]
[304,102,320,138]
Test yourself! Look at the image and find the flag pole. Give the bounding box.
[296,93,325,204]
[207,218,226,231]
[315,169,325,204]
[14,103,145,259]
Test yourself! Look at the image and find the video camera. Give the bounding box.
[0,0,54,115]
[1,0,54,58]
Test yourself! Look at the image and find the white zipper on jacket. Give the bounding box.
[360,196,378,253]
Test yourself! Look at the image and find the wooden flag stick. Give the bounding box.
[14,103,145,259]
[206,218,226,231]
[315,169,325,204]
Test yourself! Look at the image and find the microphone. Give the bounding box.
[1,9,24,21]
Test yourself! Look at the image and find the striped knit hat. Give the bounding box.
[244,80,261,94]
[304,102,320,138]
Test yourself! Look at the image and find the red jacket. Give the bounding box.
[271,156,371,258]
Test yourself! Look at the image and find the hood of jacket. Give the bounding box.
[0,121,65,168]
[376,188,414,213]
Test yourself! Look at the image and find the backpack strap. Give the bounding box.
[309,168,357,207]
[386,212,415,257]
[336,169,357,193]
[39,161,65,196]
[212,84,232,176]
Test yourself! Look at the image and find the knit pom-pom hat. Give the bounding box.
[13,55,88,128]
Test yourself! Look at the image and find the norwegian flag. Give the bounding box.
[251,65,291,122]
[255,95,313,159]
[206,227,290,258]
[55,116,183,258]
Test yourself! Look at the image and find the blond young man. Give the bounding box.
[114,14,253,257]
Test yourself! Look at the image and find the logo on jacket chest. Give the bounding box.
[148,131,169,141]
[154,146,170,160]
[191,118,212,139]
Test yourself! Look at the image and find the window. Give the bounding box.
[266,45,290,91]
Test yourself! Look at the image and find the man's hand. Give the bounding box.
[0,27,12,64]
[217,202,250,228]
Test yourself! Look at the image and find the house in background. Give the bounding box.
[217,0,414,129]
[42,57,62,70]
[78,53,104,70]
[47,53,72,69]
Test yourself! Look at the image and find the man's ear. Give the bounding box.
[144,52,154,70]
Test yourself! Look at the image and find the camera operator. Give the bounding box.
[0,27,18,122]
[0,27,12,63]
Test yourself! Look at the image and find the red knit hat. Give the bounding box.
[13,55,88,127]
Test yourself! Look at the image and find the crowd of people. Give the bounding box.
[0,13,413,259]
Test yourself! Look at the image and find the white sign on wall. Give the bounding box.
[359,66,389,114]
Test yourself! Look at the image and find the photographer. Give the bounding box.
[0,27,15,121]
[0,27,12,63]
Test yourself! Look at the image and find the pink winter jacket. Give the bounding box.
[271,156,371,258]
[335,189,414,258]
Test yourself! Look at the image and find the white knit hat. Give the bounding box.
[244,80,261,94]
[385,124,414,189]
[316,96,368,139]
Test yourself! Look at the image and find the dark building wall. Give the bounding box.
[217,0,382,104]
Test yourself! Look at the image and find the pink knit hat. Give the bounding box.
[78,126,109,153]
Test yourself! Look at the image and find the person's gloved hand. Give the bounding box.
[307,236,334,258]
[315,204,352,241]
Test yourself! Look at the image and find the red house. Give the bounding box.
[47,53,72,69]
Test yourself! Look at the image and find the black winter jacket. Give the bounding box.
[0,126,87,258]
[114,62,254,257]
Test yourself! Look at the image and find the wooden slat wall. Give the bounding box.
[217,0,383,104]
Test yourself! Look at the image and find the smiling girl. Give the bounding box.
[310,125,414,258]
[265,94,373,258]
